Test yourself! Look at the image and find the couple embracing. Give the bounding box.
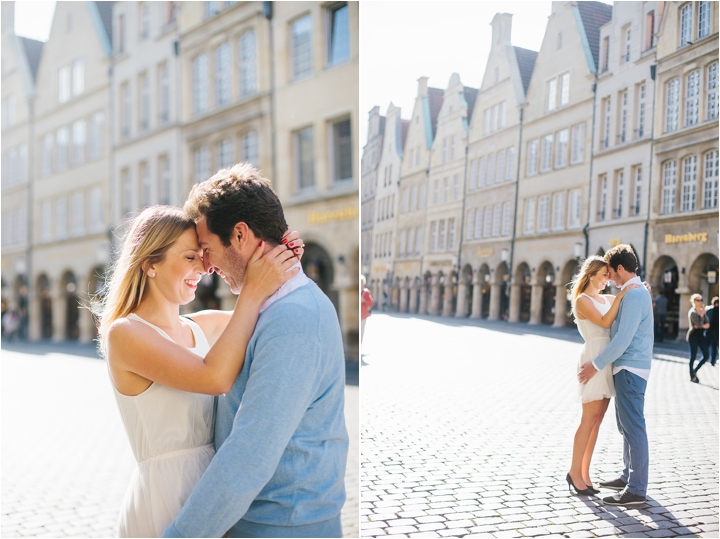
[96,163,348,538]
[569,244,653,506]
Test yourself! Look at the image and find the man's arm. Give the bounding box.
[162,327,322,538]
[593,292,644,371]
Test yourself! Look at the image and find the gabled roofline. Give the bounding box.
[87,1,112,56]
[572,3,597,73]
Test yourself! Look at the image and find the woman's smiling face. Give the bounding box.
[148,227,206,305]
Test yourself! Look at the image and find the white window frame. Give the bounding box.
[661,160,677,214]
[702,150,718,209]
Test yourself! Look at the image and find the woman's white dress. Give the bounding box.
[575,294,616,403]
[111,313,215,538]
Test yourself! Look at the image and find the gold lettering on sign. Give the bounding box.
[609,238,622,247]
[664,232,708,244]
[476,247,494,258]
[308,206,359,224]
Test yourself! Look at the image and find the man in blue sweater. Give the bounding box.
[163,163,348,537]
[578,244,653,506]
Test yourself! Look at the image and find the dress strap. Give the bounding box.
[182,317,211,352]
[126,313,175,341]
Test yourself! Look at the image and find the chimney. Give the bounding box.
[417,76,428,98]
[490,13,513,46]
[2,2,16,34]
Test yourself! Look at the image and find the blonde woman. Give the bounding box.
[566,256,639,496]
[95,206,303,537]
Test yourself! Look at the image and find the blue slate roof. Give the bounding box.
[463,87,478,118]
[576,1,613,70]
[513,46,538,95]
[19,37,43,81]
[94,1,114,44]
[427,87,444,138]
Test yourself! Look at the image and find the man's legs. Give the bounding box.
[613,370,649,497]
[614,396,630,484]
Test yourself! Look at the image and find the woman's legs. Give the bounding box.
[689,334,699,379]
[581,398,610,486]
[570,399,606,487]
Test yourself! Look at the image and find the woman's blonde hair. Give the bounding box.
[569,255,609,318]
[690,293,703,305]
[94,206,194,354]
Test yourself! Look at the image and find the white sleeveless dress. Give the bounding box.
[575,294,616,403]
[111,314,216,538]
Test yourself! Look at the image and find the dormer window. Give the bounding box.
[557,32,563,49]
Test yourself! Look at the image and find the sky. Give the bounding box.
[14,1,55,42]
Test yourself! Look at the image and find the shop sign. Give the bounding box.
[308,206,359,224]
[664,232,708,244]
[708,271,717,284]
[609,238,622,247]
[476,247,494,258]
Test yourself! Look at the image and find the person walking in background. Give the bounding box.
[361,275,373,344]
[653,292,668,342]
[706,296,719,367]
[687,293,710,383]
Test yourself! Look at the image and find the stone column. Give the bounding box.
[52,288,66,342]
[455,279,468,317]
[391,283,400,310]
[78,293,96,343]
[470,272,482,319]
[429,275,441,315]
[676,288,692,339]
[419,282,428,315]
[488,280,502,321]
[552,284,567,328]
[408,282,418,313]
[399,281,409,313]
[442,280,454,317]
[29,288,42,341]
[529,284,543,325]
[508,282,521,323]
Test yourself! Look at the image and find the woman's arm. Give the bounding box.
[576,285,639,328]
[107,243,299,395]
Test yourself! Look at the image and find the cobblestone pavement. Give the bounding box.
[1,342,359,538]
[361,314,719,538]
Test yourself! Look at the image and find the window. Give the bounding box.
[524,199,535,234]
[166,1,178,25]
[698,2,711,39]
[430,221,437,252]
[71,192,84,236]
[499,101,506,128]
[1,95,15,129]
[56,196,68,239]
[571,123,585,164]
[551,192,565,230]
[407,228,414,258]
[56,127,69,171]
[506,147,515,180]
[645,11,656,50]
[410,185,417,212]
[291,15,313,80]
[483,207,492,238]
[205,1,221,19]
[58,66,70,103]
[479,157,487,187]
[242,130,259,167]
[619,91,628,143]
[17,144,26,184]
[401,189,409,214]
[474,207,483,238]
[496,150,505,183]
[399,230,406,259]
[433,180,439,205]
[540,134,553,172]
[491,206,501,237]
[502,202,511,236]
[239,30,257,97]
[560,73,569,106]
[685,70,700,127]
[466,210,475,240]
[442,139,447,163]
[567,189,582,229]
[707,62,718,120]
[442,178,449,203]
[703,150,718,209]
[294,126,315,191]
[217,138,233,169]
[602,97,611,148]
[140,3,150,40]
[491,105,498,131]
[632,166,643,216]
[681,156,697,212]
[116,14,126,53]
[139,72,149,132]
[615,171,625,218]
[72,59,84,96]
[159,155,171,205]
[158,63,169,124]
[71,120,85,165]
[555,129,568,168]
[121,82,131,139]
[599,175,608,220]
[327,3,350,66]
[193,54,209,115]
[680,4,692,47]
[447,219,455,250]
[418,184,425,209]
[601,36,610,72]
[89,187,103,233]
[537,196,549,232]
[665,78,680,133]
[328,117,353,184]
[483,109,490,134]
[469,159,478,190]
[415,226,422,255]
[40,201,51,242]
[453,175,460,200]
[89,112,104,160]
[557,31,563,49]
[547,79,557,111]
[661,161,677,214]
[637,84,646,138]
[450,137,455,160]
[42,133,53,176]
[487,154,495,185]
[623,27,631,63]
[215,42,231,106]
[194,146,210,184]
[527,140,538,175]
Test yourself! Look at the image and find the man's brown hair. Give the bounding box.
[604,243,638,274]
[184,162,288,247]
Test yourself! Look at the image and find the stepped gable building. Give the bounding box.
[1,3,43,337]
[361,106,385,278]
[421,73,477,317]
[589,1,659,275]
[511,1,612,327]
[388,78,444,314]
[650,1,718,338]
[30,1,114,342]
[461,13,538,322]
[369,102,407,307]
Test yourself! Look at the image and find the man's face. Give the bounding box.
[195,218,247,294]
[607,265,623,287]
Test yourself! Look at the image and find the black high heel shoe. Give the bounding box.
[586,484,600,495]
[566,473,594,496]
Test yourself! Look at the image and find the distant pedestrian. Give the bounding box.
[2,310,20,342]
[361,275,373,344]
[654,293,668,342]
[687,293,710,383]
[707,296,719,367]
